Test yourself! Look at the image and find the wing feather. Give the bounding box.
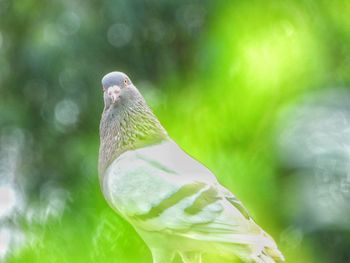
[103,141,282,261]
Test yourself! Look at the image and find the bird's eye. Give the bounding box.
[124,79,128,85]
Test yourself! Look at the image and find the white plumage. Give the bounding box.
[102,141,283,262]
[98,71,284,263]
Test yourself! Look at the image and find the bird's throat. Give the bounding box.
[98,100,168,176]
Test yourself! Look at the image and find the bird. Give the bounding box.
[98,71,284,263]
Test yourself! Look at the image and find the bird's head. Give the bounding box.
[101,71,141,109]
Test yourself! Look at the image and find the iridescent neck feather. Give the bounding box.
[98,97,168,175]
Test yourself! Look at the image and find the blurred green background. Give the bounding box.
[1,0,350,262]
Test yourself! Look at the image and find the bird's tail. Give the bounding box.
[253,247,284,263]
[252,223,285,263]
[264,246,285,261]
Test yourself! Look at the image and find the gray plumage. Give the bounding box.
[98,71,284,263]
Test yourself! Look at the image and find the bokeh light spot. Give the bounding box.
[145,19,166,43]
[57,11,81,36]
[107,23,132,48]
[54,99,80,127]
[176,4,206,33]
[239,22,312,88]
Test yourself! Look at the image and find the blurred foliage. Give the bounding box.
[1,0,350,262]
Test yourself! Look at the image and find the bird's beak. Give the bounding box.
[107,85,121,103]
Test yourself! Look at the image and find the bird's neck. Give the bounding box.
[98,99,168,175]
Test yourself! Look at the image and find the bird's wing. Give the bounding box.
[129,175,265,246]
[103,141,278,251]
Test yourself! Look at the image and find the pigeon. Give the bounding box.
[98,71,284,263]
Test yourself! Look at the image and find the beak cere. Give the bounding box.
[107,85,121,103]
